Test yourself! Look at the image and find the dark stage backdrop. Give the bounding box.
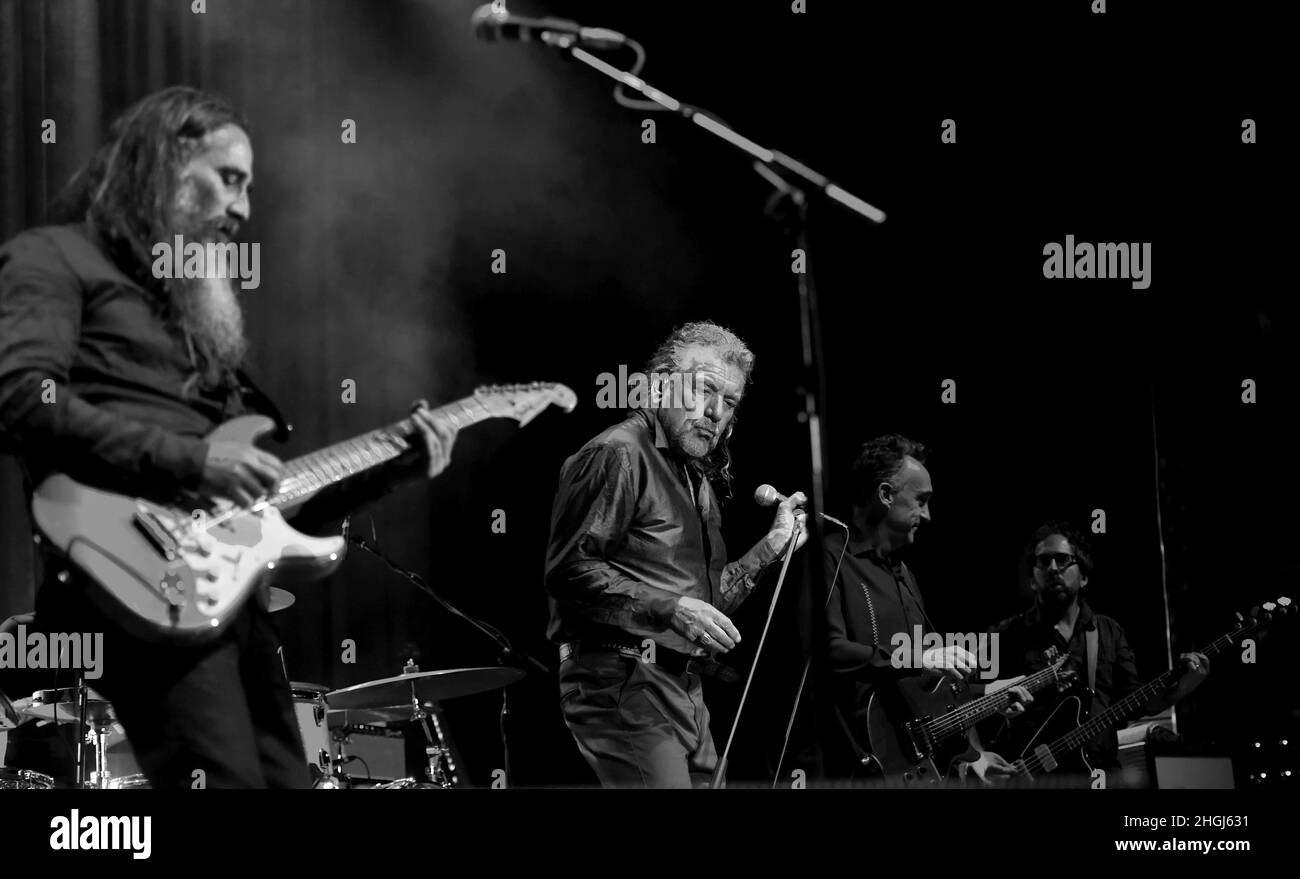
[1,1,1292,786]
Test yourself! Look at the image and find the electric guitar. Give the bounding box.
[1012,596,1292,783]
[863,648,1073,785]
[30,382,577,642]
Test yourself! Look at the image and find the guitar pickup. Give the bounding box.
[133,506,179,561]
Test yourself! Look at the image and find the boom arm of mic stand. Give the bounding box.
[546,38,885,224]
[348,537,551,677]
[709,519,804,789]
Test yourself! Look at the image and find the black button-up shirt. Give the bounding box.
[0,223,412,520]
[819,529,930,761]
[0,224,235,499]
[988,599,1142,768]
[545,409,763,656]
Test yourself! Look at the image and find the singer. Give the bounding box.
[544,321,807,788]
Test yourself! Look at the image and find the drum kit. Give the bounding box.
[0,589,525,790]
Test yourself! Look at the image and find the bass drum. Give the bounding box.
[0,767,54,789]
[290,682,331,772]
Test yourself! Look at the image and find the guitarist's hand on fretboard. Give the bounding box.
[410,401,459,479]
[1166,652,1210,702]
[920,645,979,682]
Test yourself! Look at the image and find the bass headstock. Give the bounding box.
[1236,596,1292,632]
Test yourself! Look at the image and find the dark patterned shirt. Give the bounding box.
[545,409,766,656]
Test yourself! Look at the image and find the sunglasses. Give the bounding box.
[1034,552,1078,570]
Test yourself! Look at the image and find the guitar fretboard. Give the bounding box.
[1046,626,1248,756]
[918,661,1065,745]
[1021,609,1281,769]
[270,396,492,507]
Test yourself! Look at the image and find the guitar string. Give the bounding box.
[924,667,1048,737]
[930,610,1259,747]
[162,388,530,548]
[922,662,1063,740]
[1014,627,1258,775]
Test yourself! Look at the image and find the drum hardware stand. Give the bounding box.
[54,677,116,789]
[312,746,350,789]
[74,673,88,787]
[399,660,456,788]
[86,713,116,790]
[348,537,550,788]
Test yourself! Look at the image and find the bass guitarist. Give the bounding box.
[984,521,1209,786]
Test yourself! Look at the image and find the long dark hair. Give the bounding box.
[50,86,248,297]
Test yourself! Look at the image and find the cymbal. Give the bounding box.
[290,681,329,695]
[24,688,118,727]
[268,587,295,612]
[326,667,525,712]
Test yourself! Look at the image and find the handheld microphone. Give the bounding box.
[471,3,627,50]
[753,484,849,530]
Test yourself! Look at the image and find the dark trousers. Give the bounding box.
[559,649,717,788]
[34,572,310,789]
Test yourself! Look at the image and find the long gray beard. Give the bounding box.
[172,271,247,380]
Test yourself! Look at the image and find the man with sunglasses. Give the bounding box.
[984,521,1209,780]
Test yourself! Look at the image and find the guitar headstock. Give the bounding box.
[473,382,578,427]
[1237,596,1292,631]
[1042,646,1077,691]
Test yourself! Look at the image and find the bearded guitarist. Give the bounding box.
[985,521,1209,786]
[816,435,1031,785]
[0,88,460,788]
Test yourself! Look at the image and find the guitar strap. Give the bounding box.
[1085,627,1098,692]
[235,368,293,442]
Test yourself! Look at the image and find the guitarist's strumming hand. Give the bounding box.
[201,442,285,508]
[920,645,979,682]
[959,749,1021,784]
[411,401,459,478]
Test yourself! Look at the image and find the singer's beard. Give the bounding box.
[659,411,719,460]
[171,268,247,379]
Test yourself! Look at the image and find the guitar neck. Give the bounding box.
[270,396,487,507]
[1049,619,1263,755]
[932,662,1064,733]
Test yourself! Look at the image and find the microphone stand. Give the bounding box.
[772,515,850,786]
[540,35,885,530]
[516,25,887,790]
[346,534,550,788]
[540,46,881,773]
[709,518,804,789]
